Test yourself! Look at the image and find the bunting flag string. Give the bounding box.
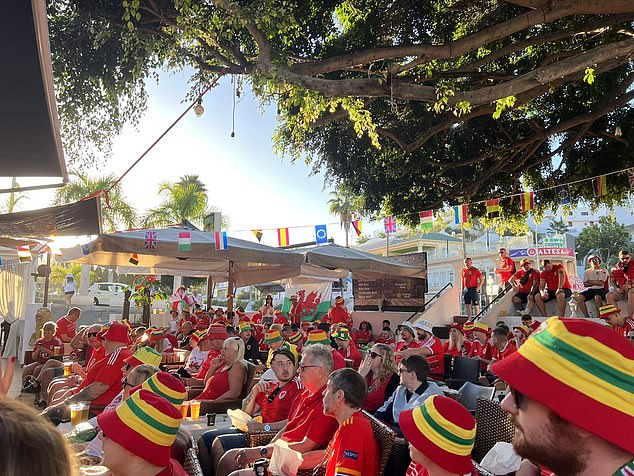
[453,205,468,224]
[315,225,328,244]
[485,199,500,218]
[351,220,362,237]
[628,168,634,189]
[521,191,534,212]
[594,175,607,197]
[252,229,263,242]
[419,211,433,231]
[277,228,290,247]
[17,246,32,263]
[214,231,228,250]
[384,216,397,233]
[555,185,571,205]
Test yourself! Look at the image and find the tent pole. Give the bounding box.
[227,261,235,314]
[206,275,213,311]
[42,251,51,307]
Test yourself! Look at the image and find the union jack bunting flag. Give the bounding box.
[144,231,158,250]
[384,216,397,233]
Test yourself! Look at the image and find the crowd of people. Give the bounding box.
[0,281,632,476]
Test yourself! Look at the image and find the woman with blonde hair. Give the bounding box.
[22,321,63,389]
[197,337,247,400]
[358,343,399,412]
[0,397,78,475]
[443,323,471,357]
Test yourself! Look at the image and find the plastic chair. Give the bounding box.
[457,382,495,413]
[446,356,480,389]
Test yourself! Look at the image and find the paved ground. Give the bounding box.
[51,302,125,327]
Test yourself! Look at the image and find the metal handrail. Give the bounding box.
[405,282,453,322]
[473,283,512,321]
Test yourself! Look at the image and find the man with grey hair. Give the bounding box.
[312,368,379,475]
[217,344,338,476]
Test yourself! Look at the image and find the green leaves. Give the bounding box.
[492,96,516,119]
[583,67,595,85]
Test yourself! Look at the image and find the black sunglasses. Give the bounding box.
[509,386,524,408]
[368,351,380,359]
[122,378,133,388]
[87,332,99,337]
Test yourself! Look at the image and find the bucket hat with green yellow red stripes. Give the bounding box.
[491,316,634,454]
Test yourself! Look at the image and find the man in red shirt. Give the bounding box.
[332,327,362,368]
[394,322,422,363]
[409,320,444,378]
[319,368,379,476]
[509,259,540,316]
[488,327,516,368]
[520,314,541,332]
[467,322,492,371]
[461,258,483,319]
[607,249,634,319]
[183,324,228,386]
[534,259,572,317]
[598,304,634,338]
[217,344,339,476]
[495,248,516,293]
[44,321,132,415]
[327,296,353,328]
[55,307,81,342]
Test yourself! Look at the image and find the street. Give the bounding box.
[50,302,125,327]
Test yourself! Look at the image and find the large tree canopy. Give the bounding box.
[48,0,634,228]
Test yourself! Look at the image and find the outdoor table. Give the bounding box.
[179,412,233,439]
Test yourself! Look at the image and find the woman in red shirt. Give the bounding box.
[23,321,63,389]
[197,337,247,401]
[354,321,373,346]
[443,323,471,357]
[358,343,399,412]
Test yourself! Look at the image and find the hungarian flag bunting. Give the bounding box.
[594,175,607,197]
[17,245,32,263]
[129,253,139,265]
[384,216,397,233]
[453,205,468,224]
[419,211,433,232]
[351,220,362,237]
[215,231,228,250]
[277,228,290,247]
[486,199,500,218]
[521,191,534,212]
[178,232,191,251]
[252,229,263,242]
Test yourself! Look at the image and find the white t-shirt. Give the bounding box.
[583,268,609,289]
[186,348,209,371]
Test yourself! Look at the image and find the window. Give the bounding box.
[568,221,573,227]
[581,211,589,216]
[590,221,594,226]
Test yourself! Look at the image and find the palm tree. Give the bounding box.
[328,189,359,248]
[2,178,28,213]
[547,217,569,235]
[54,172,137,232]
[143,175,227,229]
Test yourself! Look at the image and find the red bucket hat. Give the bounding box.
[206,324,229,341]
[492,317,634,454]
[400,395,476,474]
[97,389,182,467]
[101,322,131,344]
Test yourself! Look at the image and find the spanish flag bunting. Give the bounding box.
[17,245,32,263]
[351,220,362,237]
[486,199,500,218]
[252,229,263,242]
[453,204,468,224]
[593,175,607,197]
[520,191,534,212]
[419,211,433,232]
[277,228,290,247]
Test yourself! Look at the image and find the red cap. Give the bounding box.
[101,322,131,344]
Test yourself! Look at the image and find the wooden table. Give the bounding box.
[179,413,234,439]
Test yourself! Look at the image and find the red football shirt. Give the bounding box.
[331,348,347,370]
[86,345,106,371]
[194,349,221,379]
[420,335,444,376]
[55,316,77,341]
[327,306,350,326]
[496,257,516,283]
[254,378,302,423]
[76,346,132,410]
[281,385,338,447]
[325,412,379,476]
[468,340,492,370]
[462,267,482,288]
[394,339,422,363]
[512,269,540,293]
[34,337,64,363]
[540,264,571,290]
[491,341,517,361]
[611,317,634,338]
[338,341,362,368]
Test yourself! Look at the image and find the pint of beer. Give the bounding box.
[189,400,201,420]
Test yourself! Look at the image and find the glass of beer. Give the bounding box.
[70,403,89,427]
[180,401,189,419]
[63,360,73,377]
[189,400,201,420]
[54,346,62,357]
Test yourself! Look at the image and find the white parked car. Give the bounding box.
[88,282,127,306]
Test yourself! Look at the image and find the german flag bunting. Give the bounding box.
[486,199,500,218]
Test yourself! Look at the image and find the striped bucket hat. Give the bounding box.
[304,330,331,346]
[263,330,284,345]
[462,321,474,336]
[512,324,531,339]
[97,389,182,467]
[472,322,490,335]
[288,330,303,345]
[239,321,253,333]
[140,371,187,408]
[491,317,634,453]
[332,328,352,341]
[123,346,162,368]
[598,304,620,319]
[400,395,476,474]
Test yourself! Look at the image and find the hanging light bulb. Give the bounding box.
[194,99,204,117]
[615,125,622,137]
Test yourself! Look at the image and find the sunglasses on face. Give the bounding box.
[87,332,99,337]
[122,378,133,388]
[620,256,630,261]
[509,386,524,408]
[368,351,381,359]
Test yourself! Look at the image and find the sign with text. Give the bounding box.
[352,252,427,312]
[509,247,575,258]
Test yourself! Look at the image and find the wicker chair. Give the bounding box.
[182,434,204,476]
[389,437,411,476]
[472,397,516,463]
[187,361,258,415]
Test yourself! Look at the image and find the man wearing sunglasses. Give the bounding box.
[578,254,609,318]
[492,317,634,476]
[607,250,634,320]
